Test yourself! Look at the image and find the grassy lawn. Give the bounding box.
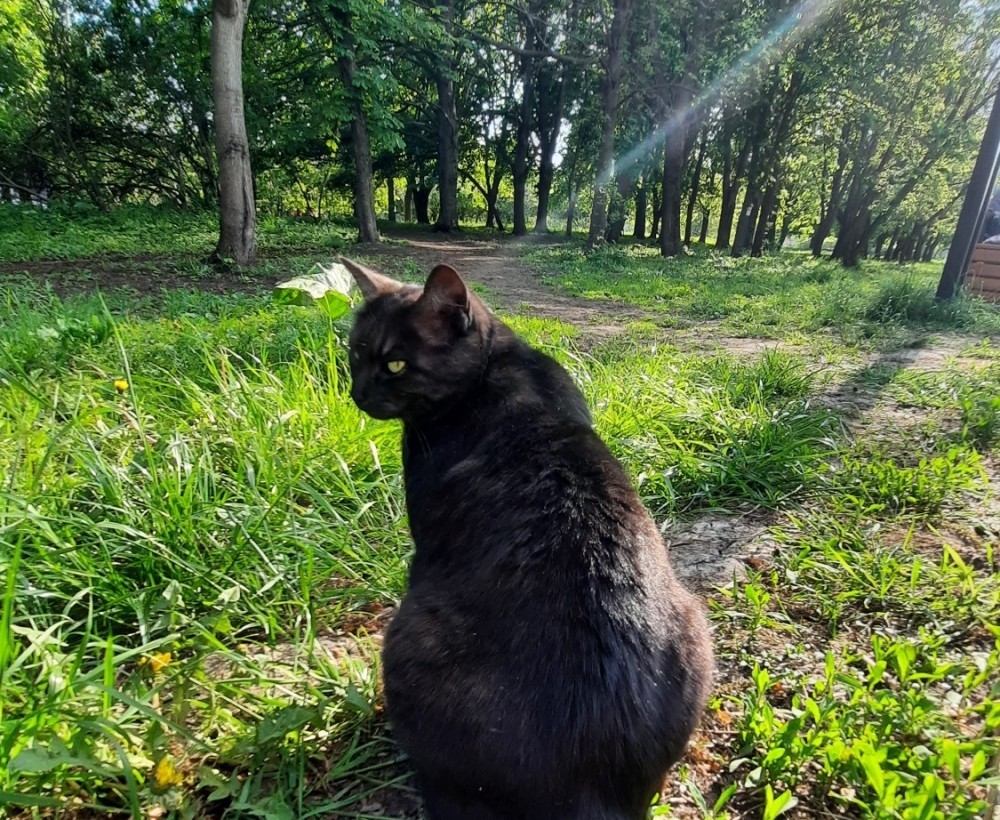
[524,243,1000,346]
[0,208,998,818]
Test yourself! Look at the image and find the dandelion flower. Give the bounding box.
[114,379,129,393]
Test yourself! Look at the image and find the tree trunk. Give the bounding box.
[873,233,886,259]
[811,124,850,257]
[586,0,632,251]
[831,208,871,267]
[535,157,554,233]
[884,229,899,260]
[684,132,707,246]
[414,185,431,224]
[732,194,760,258]
[334,14,379,243]
[387,177,396,222]
[632,180,647,239]
[512,76,534,235]
[716,135,752,250]
[404,181,413,222]
[513,0,542,236]
[210,0,255,266]
[433,0,459,232]
[751,183,779,256]
[649,186,660,241]
[606,171,632,243]
[659,130,686,257]
[534,45,569,233]
[699,208,710,243]
[564,148,577,237]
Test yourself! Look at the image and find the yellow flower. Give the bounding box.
[138,651,172,676]
[152,756,183,791]
[114,379,129,393]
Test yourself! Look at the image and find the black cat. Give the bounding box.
[341,257,714,820]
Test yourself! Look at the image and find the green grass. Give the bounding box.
[0,204,355,262]
[524,243,1000,344]
[0,219,997,818]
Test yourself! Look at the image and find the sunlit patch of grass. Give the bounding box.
[523,244,1000,343]
[0,204,355,263]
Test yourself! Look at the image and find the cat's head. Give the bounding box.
[340,257,493,422]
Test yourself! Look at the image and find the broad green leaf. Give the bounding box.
[273,263,354,319]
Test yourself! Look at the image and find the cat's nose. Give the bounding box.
[351,381,369,406]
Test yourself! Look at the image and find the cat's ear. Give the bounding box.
[416,264,473,334]
[338,256,402,301]
[422,264,470,311]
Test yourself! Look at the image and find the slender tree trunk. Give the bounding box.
[699,208,710,243]
[684,132,707,246]
[404,180,413,222]
[565,148,577,237]
[732,193,760,258]
[210,0,255,266]
[716,135,752,250]
[535,157,554,233]
[873,232,886,259]
[607,172,633,243]
[333,13,379,243]
[586,0,632,251]
[633,180,647,239]
[751,183,779,256]
[659,130,686,257]
[811,124,850,257]
[433,0,459,232]
[414,185,431,224]
[387,178,396,222]
[513,76,534,235]
[513,0,542,236]
[534,51,569,233]
[650,186,660,241]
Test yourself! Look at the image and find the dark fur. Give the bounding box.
[344,259,714,820]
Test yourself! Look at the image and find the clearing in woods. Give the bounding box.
[1,225,998,819]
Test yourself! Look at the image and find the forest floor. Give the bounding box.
[1,215,999,819]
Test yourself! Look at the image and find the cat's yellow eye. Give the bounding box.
[385,360,407,374]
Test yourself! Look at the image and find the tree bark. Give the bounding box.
[751,182,779,256]
[586,0,632,251]
[211,0,255,266]
[534,49,569,233]
[433,0,459,232]
[699,208,710,244]
[716,131,752,250]
[564,146,578,237]
[414,185,432,224]
[684,132,707,246]
[810,123,850,257]
[513,0,543,236]
[633,180,647,239]
[332,8,379,243]
[649,186,660,241]
[387,177,396,221]
[659,99,696,256]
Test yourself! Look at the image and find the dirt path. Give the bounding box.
[366,233,647,340]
